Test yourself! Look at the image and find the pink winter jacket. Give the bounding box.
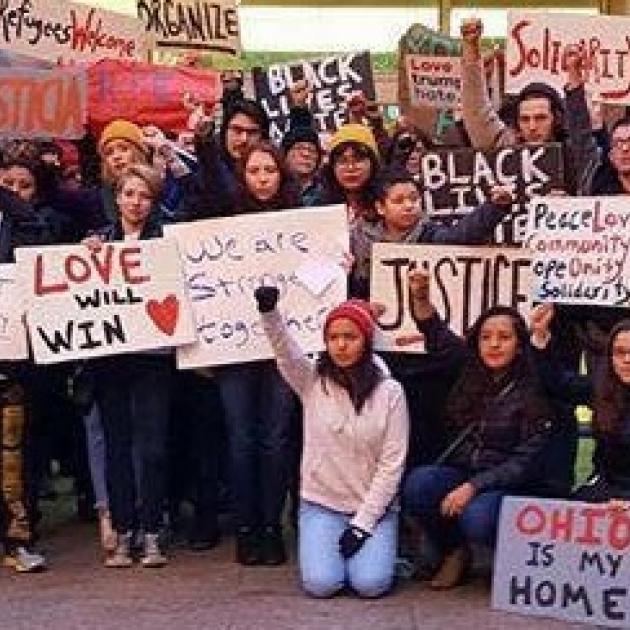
[262,309,409,533]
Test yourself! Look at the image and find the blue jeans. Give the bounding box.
[298,500,398,598]
[403,465,504,551]
[217,361,294,528]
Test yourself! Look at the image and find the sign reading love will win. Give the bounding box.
[16,238,196,364]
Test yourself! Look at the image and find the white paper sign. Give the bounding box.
[164,206,349,368]
[507,11,630,104]
[371,243,532,351]
[0,0,148,63]
[526,196,630,307]
[16,239,196,364]
[493,497,630,627]
[406,55,462,109]
[0,264,28,361]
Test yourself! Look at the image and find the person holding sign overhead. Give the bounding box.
[255,286,408,598]
[403,270,555,589]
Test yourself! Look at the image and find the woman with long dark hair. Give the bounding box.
[255,287,409,598]
[404,271,554,589]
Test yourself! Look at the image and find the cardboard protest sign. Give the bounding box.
[493,497,630,627]
[0,67,86,139]
[252,52,376,144]
[16,239,196,364]
[422,143,564,246]
[164,206,348,368]
[0,0,148,63]
[526,196,630,307]
[406,55,461,109]
[137,0,240,56]
[370,243,532,352]
[87,59,221,135]
[507,11,630,104]
[0,264,28,361]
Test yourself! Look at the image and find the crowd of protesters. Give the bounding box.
[1,16,630,603]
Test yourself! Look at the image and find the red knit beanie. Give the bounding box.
[324,299,375,344]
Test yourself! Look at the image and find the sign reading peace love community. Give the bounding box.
[507,11,630,104]
[370,243,532,352]
[16,239,196,364]
[164,206,349,368]
[0,0,148,63]
[493,497,630,627]
[0,67,86,139]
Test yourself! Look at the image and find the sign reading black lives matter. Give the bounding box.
[137,0,240,56]
[421,143,564,246]
[252,52,376,144]
[493,497,630,627]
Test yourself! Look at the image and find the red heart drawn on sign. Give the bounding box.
[146,295,179,336]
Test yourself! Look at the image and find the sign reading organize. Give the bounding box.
[17,239,196,364]
[164,206,349,368]
[421,143,564,246]
[507,11,630,103]
[370,243,532,351]
[252,52,376,144]
[493,497,630,627]
[526,196,630,307]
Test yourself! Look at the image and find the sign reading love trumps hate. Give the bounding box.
[493,497,630,627]
[406,55,462,109]
[252,52,376,144]
[526,196,630,307]
[506,11,630,103]
[370,243,532,352]
[164,206,348,368]
[16,240,196,364]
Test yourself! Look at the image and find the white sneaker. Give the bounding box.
[104,532,133,568]
[4,546,46,573]
[141,533,167,568]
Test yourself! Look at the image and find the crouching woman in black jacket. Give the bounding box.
[403,271,555,590]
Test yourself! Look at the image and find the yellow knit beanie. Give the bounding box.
[98,120,147,156]
[329,124,379,159]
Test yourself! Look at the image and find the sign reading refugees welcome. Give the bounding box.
[493,497,630,627]
[507,11,630,103]
[252,52,376,144]
[17,239,196,364]
[371,243,532,352]
[165,206,349,367]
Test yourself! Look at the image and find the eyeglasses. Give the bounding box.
[335,155,370,168]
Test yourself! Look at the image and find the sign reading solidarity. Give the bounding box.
[0,0,148,63]
[370,243,532,351]
[406,55,462,108]
[137,0,240,56]
[87,59,222,135]
[507,11,630,103]
[421,143,564,246]
[0,264,28,361]
[164,206,349,368]
[493,497,630,627]
[526,196,630,307]
[0,67,86,139]
[252,52,376,144]
[16,239,196,364]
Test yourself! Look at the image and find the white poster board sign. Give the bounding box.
[371,243,532,352]
[16,239,196,364]
[507,11,630,104]
[164,206,349,368]
[0,264,28,361]
[406,55,461,108]
[0,0,148,63]
[526,196,630,307]
[493,497,630,627]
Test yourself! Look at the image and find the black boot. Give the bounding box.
[235,526,261,565]
[259,525,286,566]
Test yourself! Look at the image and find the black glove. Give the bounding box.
[254,286,279,313]
[338,526,370,559]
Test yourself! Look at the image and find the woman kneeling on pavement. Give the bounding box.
[255,286,409,598]
[403,270,555,589]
